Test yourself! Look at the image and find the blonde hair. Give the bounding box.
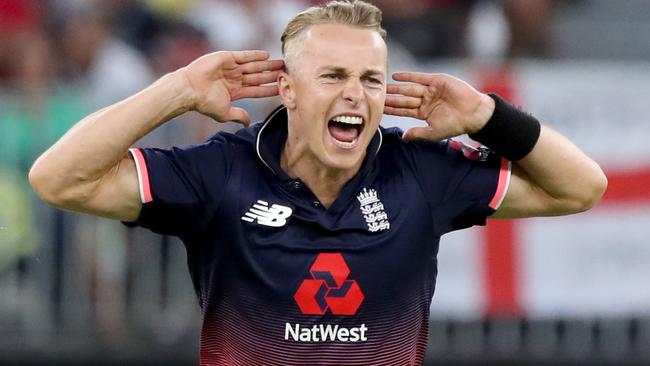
[281,0,386,70]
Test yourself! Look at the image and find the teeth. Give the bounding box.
[333,138,358,148]
[332,115,363,125]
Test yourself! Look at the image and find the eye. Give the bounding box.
[322,73,339,80]
[364,77,383,87]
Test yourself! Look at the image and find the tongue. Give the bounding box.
[328,121,359,143]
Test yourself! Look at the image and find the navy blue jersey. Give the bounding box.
[127,106,510,365]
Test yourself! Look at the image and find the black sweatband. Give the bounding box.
[468,93,541,161]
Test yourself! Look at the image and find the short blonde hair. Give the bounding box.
[281,0,386,70]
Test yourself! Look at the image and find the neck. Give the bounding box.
[280,135,364,209]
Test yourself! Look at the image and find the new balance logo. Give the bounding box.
[241,200,293,227]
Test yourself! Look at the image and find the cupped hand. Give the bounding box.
[180,50,284,125]
[384,72,495,141]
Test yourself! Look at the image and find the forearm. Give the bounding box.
[513,126,607,212]
[490,125,607,219]
[30,71,192,202]
[467,94,607,218]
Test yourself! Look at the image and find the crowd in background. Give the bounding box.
[0,0,556,154]
[0,0,556,136]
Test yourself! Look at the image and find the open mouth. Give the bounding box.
[327,115,364,147]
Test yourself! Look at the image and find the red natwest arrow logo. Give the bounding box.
[293,253,364,315]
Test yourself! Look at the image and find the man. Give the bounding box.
[29,1,607,365]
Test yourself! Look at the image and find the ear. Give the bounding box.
[278,71,296,109]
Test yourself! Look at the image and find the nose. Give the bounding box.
[342,78,364,106]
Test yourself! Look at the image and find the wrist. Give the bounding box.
[468,93,541,161]
[155,70,196,117]
[467,93,496,134]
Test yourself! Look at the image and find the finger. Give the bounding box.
[223,107,251,126]
[239,59,285,74]
[383,106,419,119]
[386,83,427,98]
[236,85,279,99]
[242,71,280,86]
[384,95,421,109]
[231,50,270,64]
[402,126,449,142]
[392,72,442,85]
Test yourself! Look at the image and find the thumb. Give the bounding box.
[223,107,251,126]
[402,126,450,142]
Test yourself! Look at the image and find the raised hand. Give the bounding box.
[384,72,495,141]
[180,50,284,125]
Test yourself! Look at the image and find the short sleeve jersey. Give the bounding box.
[127,106,511,366]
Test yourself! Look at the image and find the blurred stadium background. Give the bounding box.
[1,0,650,365]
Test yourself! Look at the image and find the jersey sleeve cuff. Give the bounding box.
[129,148,153,204]
[488,158,512,210]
